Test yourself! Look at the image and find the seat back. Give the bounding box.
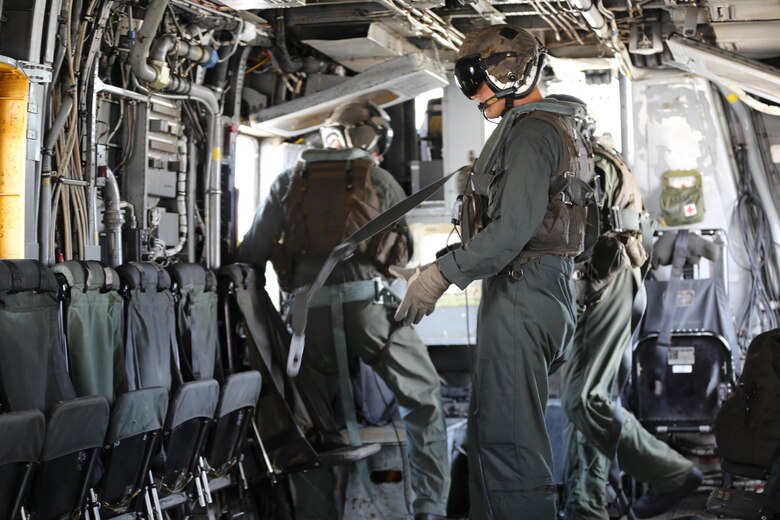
[167,263,220,382]
[0,260,75,412]
[27,396,109,519]
[52,260,127,404]
[117,261,182,392]
[156,380,219,493]
[99,387,168,512]
[634,230,737,432]
[218,263,320,470]
[205,371,262,475]
[0,410,45,520]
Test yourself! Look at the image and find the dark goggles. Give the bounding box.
[453,52,519,98]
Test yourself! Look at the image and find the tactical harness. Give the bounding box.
[460,100,599,275]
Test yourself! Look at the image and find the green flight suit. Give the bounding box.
[560,267,694,520]
[238,148,450,517]
[439,111,578,519]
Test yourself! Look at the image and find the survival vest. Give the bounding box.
[271,152,408,291]
[460,100,597,262]
[574,140,650,304]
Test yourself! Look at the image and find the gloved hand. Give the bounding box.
[389,262,451,327]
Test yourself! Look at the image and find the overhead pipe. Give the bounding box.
[128,0,168,83]
[40,94,74,265]
[99,166,125,268]
[150,34,218,67]
[569,0,609,39]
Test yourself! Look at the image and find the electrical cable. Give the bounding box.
[733,145,779,350]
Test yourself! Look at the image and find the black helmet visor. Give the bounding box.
[454,55,486,98]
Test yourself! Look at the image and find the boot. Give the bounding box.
[632,467,704,518]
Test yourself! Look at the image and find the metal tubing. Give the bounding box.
[95,77,150,103]
[210,120,222,267]
[187,141,196,262]
[129,0,169,83]
[102,167,124,267]
[150,34,213,65]
[202,114,222,268]
[44,95,73,152]
[569,0,608,38]
[40,94,74,264]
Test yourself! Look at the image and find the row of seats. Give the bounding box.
[0,260,261,519]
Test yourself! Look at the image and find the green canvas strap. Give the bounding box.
[327,286,387,520]
[307,279,398,309]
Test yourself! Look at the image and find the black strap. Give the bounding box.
[130,261,147,292]
[2,260,22,292]
[286,168,459,377]
[657,231,689,349]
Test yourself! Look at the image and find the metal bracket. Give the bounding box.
[683,7,699,38]
[17,61,53,84]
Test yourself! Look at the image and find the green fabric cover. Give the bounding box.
[0,290,75,413]
[176,286,219,381]
[54,261,127,405]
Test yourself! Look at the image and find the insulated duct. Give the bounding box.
[100,167,124,267]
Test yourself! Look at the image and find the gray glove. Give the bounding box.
[389,262,451,327]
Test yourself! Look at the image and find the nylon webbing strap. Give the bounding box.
[328,288,387,520]
[657,231,689,349]
[287,168,459,377]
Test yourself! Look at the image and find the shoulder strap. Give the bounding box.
[657,231,689,349]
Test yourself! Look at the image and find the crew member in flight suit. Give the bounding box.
[393,24,591,518]
[560,136,703,519]
[238,100,450,520]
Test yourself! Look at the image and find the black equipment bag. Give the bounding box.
[117,261,182,392]
[633,230,737,432]
[52,260,127,404]
[715,329,780,471]
[0,259,75,413]
[167,263,220,382]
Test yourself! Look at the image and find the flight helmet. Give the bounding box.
[320,100,394,157]
[454,24,547,103]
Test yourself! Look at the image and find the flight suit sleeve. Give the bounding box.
[371,165,414,262]
[438,118,562,289]
[235,172,287,269]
